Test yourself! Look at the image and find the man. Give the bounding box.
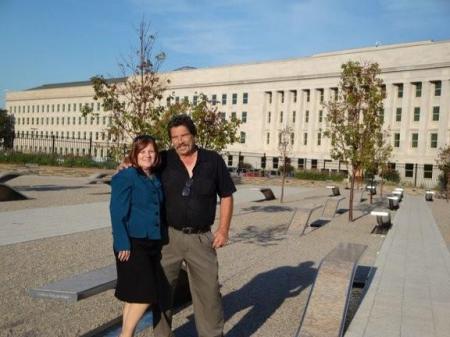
[153,114,236,337]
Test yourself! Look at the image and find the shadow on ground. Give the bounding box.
[15,185,87,192]
[229,225,289,246]
[240,205,293,213]
[175,261,316,337]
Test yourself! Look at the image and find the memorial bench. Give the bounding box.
[86,173,110,185]
[29,263,191,336]
[387,196,399,210]
[296,242,367,337]
[326,185,341,196]
[309,196,346,228]
[0,183,29,201]
[259,187,276,200]
[287,205,323,235]
[425,190,435,201]
[0,171,23,183]
[392,187,404,202]
[370,210,392,233]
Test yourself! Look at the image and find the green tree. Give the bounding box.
[369,135,393,199]
[82,20,168,159]
[83,20,240,157]
[436,145,450,195]
[324,61,386,221]
[154,94,241,152]
[0,108,15,149]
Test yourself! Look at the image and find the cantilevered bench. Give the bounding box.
[86,173,110,184]
[29,263,191,336]
[365,185,376,195]
[0,184,29,201]
[370,210,392,231]
[392,188,404,201]
[425,190,435,201]
[0,171,23,183]
[309,196,346,228]
[387,196,399,210]
[326,185,341,196]
[288,205,323,235]
[259,188,276,200]
[296,242,367,337]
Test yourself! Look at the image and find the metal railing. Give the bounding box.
[8,134,128,160]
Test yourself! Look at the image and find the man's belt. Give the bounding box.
[172,226,210,234]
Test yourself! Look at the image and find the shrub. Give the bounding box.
[294,169,345,182]
[240,162,253,170]
[383,169,400,183]
[0,150,118,169]
[278,164,295,175]
[437,172,448,191]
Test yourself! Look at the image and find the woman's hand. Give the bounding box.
[117,250,130,262]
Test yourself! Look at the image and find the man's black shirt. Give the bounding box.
[159,147,236,230]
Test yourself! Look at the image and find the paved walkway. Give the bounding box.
[0,185,310,246]
[345,195,450,337]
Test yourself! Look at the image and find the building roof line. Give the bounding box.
[23,39,450,91]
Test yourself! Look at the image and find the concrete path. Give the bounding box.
[0,185,309,246]
[345,195,450,337]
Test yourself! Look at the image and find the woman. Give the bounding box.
[109,135,164,337]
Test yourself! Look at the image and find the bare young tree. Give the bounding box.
[82,20,168,159]
[83,20,241,159]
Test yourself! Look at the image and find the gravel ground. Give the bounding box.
[428,197,450,251]
[1,165,449,336]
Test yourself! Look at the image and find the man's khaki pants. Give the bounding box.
[153,226,224,337]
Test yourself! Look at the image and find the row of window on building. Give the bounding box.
[263,80,443,105]
[390,106,442,122]
[9,92,250,117]
[265,88,333,104]
[15,144,109,158]
[393,81,442,98]
[266,104,443,126]
[15,130,124,141]
[266,109,325,124]
[10,102,103,114]
[265,132,322,146]
[262,129,441,150]
[169,92,249,106]
[393,132,440,149]
[15,115,113,127]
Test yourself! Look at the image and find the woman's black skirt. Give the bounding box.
[114,237,162,303]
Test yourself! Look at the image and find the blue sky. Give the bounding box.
[1,0,450,108]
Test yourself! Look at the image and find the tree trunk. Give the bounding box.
[349,170,356,221]
[380,176,384,198]
[280,159,286,203]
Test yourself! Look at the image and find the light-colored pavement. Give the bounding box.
[0,184,311,246]
[2,174,450,337]
[345,195,450,337]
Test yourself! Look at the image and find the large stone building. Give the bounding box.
[5,40,450,187]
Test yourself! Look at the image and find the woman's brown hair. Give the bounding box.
[128,135,160,172]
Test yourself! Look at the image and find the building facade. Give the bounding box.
[5,40,450,187]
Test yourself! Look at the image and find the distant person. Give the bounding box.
[110,135,164,337]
